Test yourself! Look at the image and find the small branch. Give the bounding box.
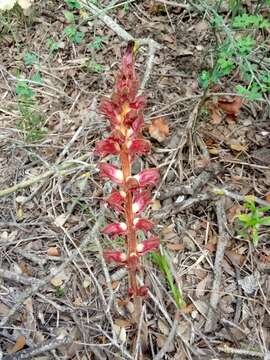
[0,154,92,198]
[0,218,103,328]
[205,198,229,332]
[2,336,73,360]
[217,344,266,358]
[153,310,180,360]
[211,187,270,207]
[0,268,43,287]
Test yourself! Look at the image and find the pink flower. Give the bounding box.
[100,98,120,127]
[136,236,160,255]
[101,222,127,238]
[134,168,160,187]
[107,191,126,212]
[132,191,151,215]
[134,218,154,233]
[128,139,150,156]
[124,110,144,134]
[99,163,123,184]
[95,138,120,157]
[104,250,127,263]
[130,96,146,111]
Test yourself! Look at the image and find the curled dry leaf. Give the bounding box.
[218,96,243,117]
[8,335,26,354]
[47,247,60,257]
[148,117,169,142]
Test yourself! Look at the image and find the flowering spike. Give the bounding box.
[96,42,162,306]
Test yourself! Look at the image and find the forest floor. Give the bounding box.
[0,1,270,359]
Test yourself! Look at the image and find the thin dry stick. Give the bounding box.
[205,198,229,332]
[0,268,43,287]
[217,344,266,358]
[0,154,92,198]
[0,218,103,328]
[212,187,270,208]
[2,336,73,360]
[153,310,180,360]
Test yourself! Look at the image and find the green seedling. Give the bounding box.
[89,35,107,50]
[64,0,81,10]
[198,2,270,103]
[63,10,85,44]
[151,249,184,309]
[24,52,38,67]
[47,37,61,52]
[235,200,270,246]
[16,80,46,142]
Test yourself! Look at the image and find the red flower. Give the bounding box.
[101,222,127,238]
[107,191,126,212]
[134,218,154,233]
[130,96,146,111]
[95,138,120,157]
[99,163,123,184]
[134,168,160,187]
[136,236,160,255]
[132,191,151,215]
[104,250,127,263]
[128,139,151,157]
[124,110,144,134]
[100,98,120,127]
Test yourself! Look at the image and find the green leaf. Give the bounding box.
[47,37,61,52]
[24,52,38,67]
[236,214,251,223]
[64,0,81,9]
[16,82,35,98]
[31,72,43,84]
[64,10,75,23]
[258,217,270,226]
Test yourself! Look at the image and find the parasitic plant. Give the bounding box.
[95,42,160,305]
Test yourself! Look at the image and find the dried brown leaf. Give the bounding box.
[148,117,169,142]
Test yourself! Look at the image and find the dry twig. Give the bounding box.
[205,198,230,332]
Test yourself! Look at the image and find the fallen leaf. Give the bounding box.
[226,250,245,266]
[8,336,26,354]
[112,324,126,343]
[265,194,270,202]
[47,247,60,257]
[166,243,185,251]
[54,214,66,227]
[218,96,243,116]
[151,199,161,211]
[230,143,248,152]
[114,318,132,328]
[148,117,169,142]
[211,107,222,124]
